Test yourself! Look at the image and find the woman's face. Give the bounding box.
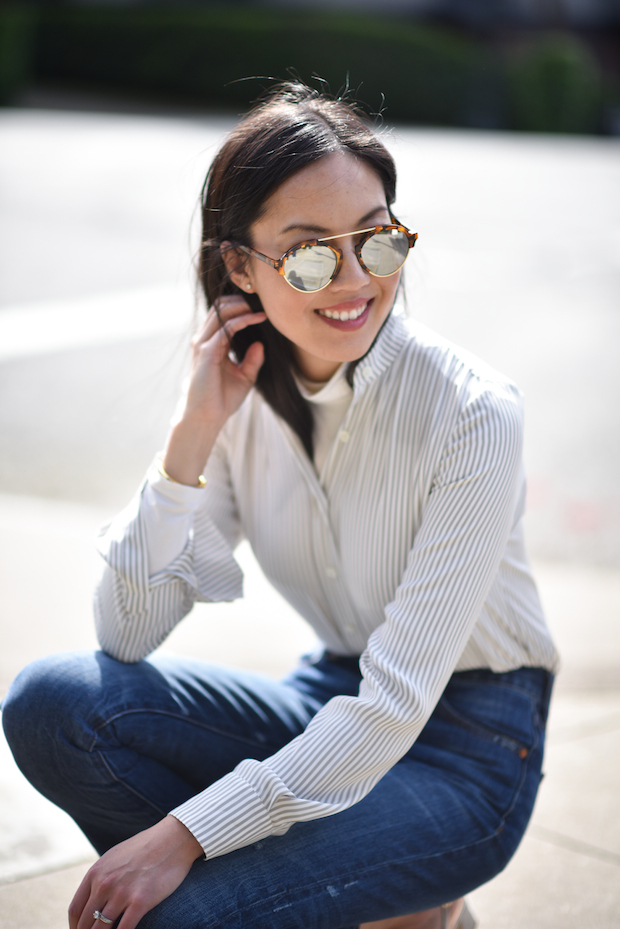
[236,152,401,382]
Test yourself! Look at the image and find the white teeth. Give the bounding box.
[318,303,366,321]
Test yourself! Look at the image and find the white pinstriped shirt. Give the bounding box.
[95,311,559,860]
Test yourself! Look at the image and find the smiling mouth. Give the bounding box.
[317,302,368,321]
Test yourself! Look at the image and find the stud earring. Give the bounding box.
[245,284,252,291]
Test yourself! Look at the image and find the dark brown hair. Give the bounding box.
[199,82,398,458]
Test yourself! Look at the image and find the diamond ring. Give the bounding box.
[93,911,114,925]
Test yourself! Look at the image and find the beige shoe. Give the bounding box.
[442,899,477,929]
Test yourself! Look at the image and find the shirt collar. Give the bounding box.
[351,307,410,392]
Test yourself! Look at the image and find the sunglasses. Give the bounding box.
[233,218,418,294]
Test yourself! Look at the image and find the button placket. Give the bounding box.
[318,514,364,648]
[280,398,361,647]
[320,390,361,490]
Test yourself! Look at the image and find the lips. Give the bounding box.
[317,302,367,321]
[314,299,372,330]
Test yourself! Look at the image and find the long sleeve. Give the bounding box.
[170,376,527,858]
[94,439,245,663]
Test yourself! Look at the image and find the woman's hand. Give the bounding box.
[69,816,203,929]
[184,295,266,428]
[161,295,266,486]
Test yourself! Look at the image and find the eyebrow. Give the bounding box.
[279,205,390,238]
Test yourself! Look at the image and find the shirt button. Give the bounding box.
[361,366,372,378]
[339,430,350,443]
[325,567,337,579]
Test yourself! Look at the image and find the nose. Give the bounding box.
[330,239,370,291]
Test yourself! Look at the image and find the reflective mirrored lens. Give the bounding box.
[361,229,410,276]
[283,245,338,292]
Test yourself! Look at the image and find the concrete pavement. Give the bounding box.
[1,106,619,560]
[0,102,619,926]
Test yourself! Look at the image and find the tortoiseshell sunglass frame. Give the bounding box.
[231,218,418,293]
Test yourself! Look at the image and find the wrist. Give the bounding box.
[157,456,206,489]
[161,419,221,487]
[164,815,204,862]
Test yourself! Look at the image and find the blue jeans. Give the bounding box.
[2,651,552,928]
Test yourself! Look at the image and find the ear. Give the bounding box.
[220,241,255,293]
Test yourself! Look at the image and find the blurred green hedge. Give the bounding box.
[32,6,489,126]
[507,34,603,133]
[1,3,611,133]
[0,5,37,104]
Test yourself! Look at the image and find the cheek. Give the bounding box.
[376,271,401,311]
[253,276,311,334]
[250,262,290,304]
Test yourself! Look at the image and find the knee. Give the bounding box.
[2,651,99,760]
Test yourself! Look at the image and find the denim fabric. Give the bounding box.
[2,651,552,928]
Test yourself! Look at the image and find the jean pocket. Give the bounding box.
[434,691,536,759]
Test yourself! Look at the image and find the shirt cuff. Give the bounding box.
[142,460,206,576]
[169,770,275,860]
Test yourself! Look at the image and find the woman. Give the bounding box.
[2,83,558,929]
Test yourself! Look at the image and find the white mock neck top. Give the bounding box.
[295,364,353,476]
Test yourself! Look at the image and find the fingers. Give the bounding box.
[70,866,122,929]
[74,894,118,929]
[68,871,92,929]
[237,339,265,384]
[213,293,256,318]
[91,910,116,927]
[72,884,130,929]
[196,295,264,346]
[220,307,267,342]
[192,299,266,369]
